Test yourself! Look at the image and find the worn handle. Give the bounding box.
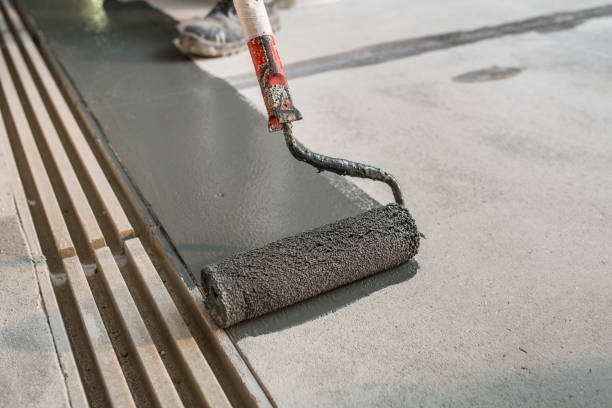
[234,0,302,131]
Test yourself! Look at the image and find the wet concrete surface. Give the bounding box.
[452,66,523,83]
[19,0,370,275]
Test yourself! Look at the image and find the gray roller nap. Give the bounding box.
[201,203,420,327]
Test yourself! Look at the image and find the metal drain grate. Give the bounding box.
[0,0,267,406]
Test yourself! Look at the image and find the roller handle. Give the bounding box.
[234,0,302,132]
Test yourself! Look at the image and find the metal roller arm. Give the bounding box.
[282,124,404,206]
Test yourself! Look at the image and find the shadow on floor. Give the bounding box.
[229,259,419,338]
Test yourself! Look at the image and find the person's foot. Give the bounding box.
[179,0,280,58]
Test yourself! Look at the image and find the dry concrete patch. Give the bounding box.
[234,17,612,408]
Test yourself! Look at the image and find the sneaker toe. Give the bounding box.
[184,20,243,43]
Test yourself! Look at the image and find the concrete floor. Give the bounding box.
[13,0,612,406]
[236,17,612,408]
[223,2,612,407]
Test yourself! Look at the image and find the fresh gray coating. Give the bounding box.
[201,204,420,327]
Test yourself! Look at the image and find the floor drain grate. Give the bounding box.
[0,0,263,406]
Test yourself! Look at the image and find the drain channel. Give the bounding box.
[0,0,265,406]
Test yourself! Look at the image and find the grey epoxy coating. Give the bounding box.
[17,0,414,329]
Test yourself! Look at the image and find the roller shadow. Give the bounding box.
[229,259,419,339]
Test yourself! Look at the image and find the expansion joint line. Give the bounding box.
[229,4,612,88]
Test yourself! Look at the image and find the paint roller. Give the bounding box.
[201,0,420,327]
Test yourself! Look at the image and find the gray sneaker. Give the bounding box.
[179,0,280,58]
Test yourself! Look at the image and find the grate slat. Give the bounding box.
[94,246,184,407]
[0,29,75,258]
[64,256,136,407]
[0,11,106,252]
[2,0,135,243]
[125,238,232,408]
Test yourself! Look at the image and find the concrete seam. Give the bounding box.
[12,185,75,408]
[228,3,612,87]
[225,329,280,408]
[1,58,77,404]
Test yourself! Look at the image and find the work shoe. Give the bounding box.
[179,0,280,58]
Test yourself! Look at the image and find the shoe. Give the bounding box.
[179,0,280,58]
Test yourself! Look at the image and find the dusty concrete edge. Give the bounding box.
[0,82,86,408]
[29,258,89,408]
